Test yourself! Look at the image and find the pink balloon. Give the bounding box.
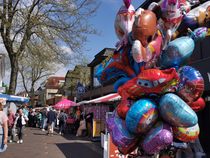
[123,0,131,9]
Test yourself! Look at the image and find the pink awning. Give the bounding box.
[54,98,76,109]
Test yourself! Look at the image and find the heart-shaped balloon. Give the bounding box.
[123,0,131,9]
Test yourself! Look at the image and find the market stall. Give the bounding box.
[77,93,121,138]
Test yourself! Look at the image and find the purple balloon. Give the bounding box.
[106,112,137,148]
[123,0,131,9]
[141,122,173,155]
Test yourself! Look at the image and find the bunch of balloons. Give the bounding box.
[95,0,210,156]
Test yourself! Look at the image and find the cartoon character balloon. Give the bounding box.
[177,66,204,103]
[115,0,135,49]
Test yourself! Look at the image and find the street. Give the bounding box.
[0,127,103,158]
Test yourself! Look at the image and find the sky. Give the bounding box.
[55,0,145,75]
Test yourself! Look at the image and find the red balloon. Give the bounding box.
[117,100,130,119]
[189,97,206,112]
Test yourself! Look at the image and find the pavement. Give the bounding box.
[0,127,103,158]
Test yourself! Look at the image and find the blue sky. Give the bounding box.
[83,0,144,61]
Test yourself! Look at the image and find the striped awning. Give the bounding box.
[77,93,121,105]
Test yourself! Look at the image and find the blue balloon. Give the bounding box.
[159,93,198,127]
[177,66,204,103]
[126,99,158,134]
[160,36,195,69]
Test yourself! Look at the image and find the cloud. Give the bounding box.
[60,45,73,55]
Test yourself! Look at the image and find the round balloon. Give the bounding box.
[189,97,206,112]
[159,93,198,127]
[173,124,200,142]
[160,36,195,69]
[177,66,204,103]
[126,99,158,134]
[106,112,137,148]
[141,122,173,155]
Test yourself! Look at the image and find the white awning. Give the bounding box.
[77,93,121,105]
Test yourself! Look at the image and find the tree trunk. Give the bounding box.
[8,55,19,95]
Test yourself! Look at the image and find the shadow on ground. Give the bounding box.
[56,142,103,158]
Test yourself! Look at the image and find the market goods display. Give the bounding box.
[99,0,210,156]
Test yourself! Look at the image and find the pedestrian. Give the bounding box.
[14,108,28,144]
[47,108,56,136]
[41,108,48,131]
[7,109,15,143]
[76,115,86,137]
[0,101,8,152]
[58,110,67,135]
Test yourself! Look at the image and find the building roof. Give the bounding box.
[45,76,65,89]
[88,48,115,67]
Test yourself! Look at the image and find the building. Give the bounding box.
[63,65,90,101]
[80,48,115,100]
[37,76,65,106]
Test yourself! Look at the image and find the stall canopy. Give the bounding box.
[77,93,121,105]
[54,98,76,110]
[0,93,29,103]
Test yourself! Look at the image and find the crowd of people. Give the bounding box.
[0,101,93,152]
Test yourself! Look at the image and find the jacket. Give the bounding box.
[14,114,28,127]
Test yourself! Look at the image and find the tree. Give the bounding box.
[19,42,59,106]
[0,0,99,94]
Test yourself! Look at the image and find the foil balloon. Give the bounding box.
[114,4,135,40]
[141,122,173,155]
[100,50,136,85]
[173,1,210,39]
[118,140,139,155]
[106,112,137,148]
[132,10,157,47]
[131,10,157,63]
[159,93,198,127]
[160,36,195,69]
[177,66,204,103]
[173,124,200,142]
[118,68,179,101]
[189,97,206,112]
[117,99,131,119]
[189,27,208,41]
[160,0,183,32]
[125,99,158,134]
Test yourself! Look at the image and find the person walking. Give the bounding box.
[0,101,8,152]
[7,109,15,143]
[58,110,67,135]
[14,109,28,144]
[47,108,56,136]
[41,108,48,131]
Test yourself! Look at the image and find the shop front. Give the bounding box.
[78,93,120,138]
